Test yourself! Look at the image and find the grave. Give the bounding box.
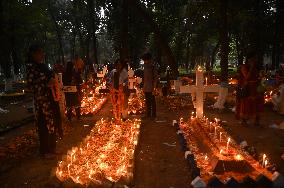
[173,66,282,187]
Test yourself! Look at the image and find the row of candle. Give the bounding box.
[127,91,145,115]
[187,114,270,168]
[56,118,141,185]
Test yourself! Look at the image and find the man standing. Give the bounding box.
[142,53,157,119]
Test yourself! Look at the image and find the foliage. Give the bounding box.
[0,0,283,79]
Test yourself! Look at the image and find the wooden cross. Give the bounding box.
[177,66,225,118]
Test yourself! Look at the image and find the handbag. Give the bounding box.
[236,85,249,98]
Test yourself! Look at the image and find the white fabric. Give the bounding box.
[213,86,228,109]
[272,84,284,114]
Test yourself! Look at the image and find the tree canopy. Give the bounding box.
[0,0,283,79]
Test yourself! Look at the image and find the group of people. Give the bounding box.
[107,52,158,121]
[27,42,159,158]
[27,45,84,158]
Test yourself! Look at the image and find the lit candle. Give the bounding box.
[235,154,242,160]
[227,138,231,152]
[70,153,74,163]
[215,118,218,124]
[214,126,217,138]
[205,155,208,161]
[209,122,212,131]
[264,159,268,168]
[180,117,184,124]
[219,132,222,142]
[220,149,223,155]
[262,154,266,167]
[197,66,202,72]
[67,164,71,174]
[205,77,208,85]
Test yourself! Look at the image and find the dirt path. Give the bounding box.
[133,98,192,188]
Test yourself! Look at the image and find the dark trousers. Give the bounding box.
[37,110,56,154]
[51,101,63,138]
[145,92,156,117]
[67,107,80,121]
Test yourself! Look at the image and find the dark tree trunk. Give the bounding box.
[128,0,178,78]
[219,0,229,82]
[185,32,191,73]
[71,28,76,60]
[253,0,264,68]
[73,0,85,58]
[48,1,64,64]
[235,33,243,67]
[120,0,129,60]
[210,40,220,69]
[87,0,98,65]
[272,0,283,69]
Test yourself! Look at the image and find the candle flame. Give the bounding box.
[235,154,242,160]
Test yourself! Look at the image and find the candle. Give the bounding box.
[262,154,266,167]
[220,149,223,155]
[214,126,217,138]
[205,155,208,161]
[264,159,268,168]
[67,164,71,175]
[215,118,218,124]
[227,138,231,152]
[235,154,242,160]
[180,117,184,124]
[209,122,212,131]
[197,66,202,72]
[219,132,222,142]
[205,77,208,85]
[71,153,74,163]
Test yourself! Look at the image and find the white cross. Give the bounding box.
[128,67,142,91]
[177,66,225,118]
[128,67,135,89]
[97,66,108,78]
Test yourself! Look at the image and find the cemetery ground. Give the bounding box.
[0,95,284,187]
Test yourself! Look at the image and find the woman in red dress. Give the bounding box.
[236,52,263,126]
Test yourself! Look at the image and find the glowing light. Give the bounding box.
[235,154,242,160]
[197,66,202,72]
[56,119,141,185]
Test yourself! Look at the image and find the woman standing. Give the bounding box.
[26,45,57,158]
[236,52,263,126]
